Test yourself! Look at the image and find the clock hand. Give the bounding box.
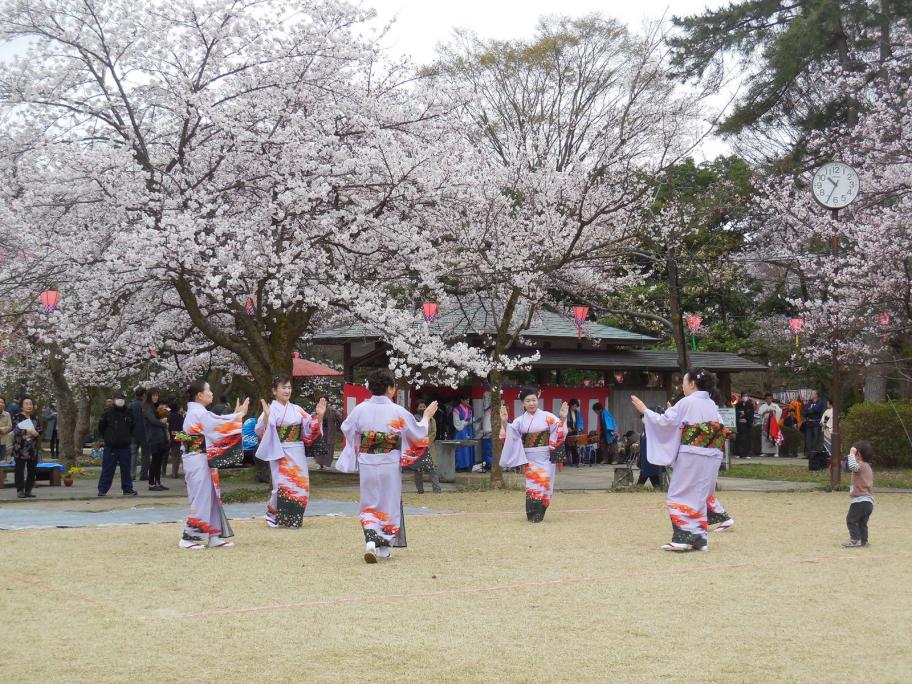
[826,183,838,202]
[828,177,838,187]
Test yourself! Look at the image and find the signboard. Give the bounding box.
[719,407,737,430]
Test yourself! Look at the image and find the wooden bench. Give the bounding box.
[0,462,65,488]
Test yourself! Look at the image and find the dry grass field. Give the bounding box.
[1,489,910,683]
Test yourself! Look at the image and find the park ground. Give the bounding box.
[2,482,911,683]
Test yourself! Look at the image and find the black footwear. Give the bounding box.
[123,490,138,496]
[16,491,25,498]
[157,484,169,491]
[25,492,36,498]
[97,491,107,497]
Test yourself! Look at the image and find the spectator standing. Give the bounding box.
[210,395,231,415]
[734,393,754,459]
[592,402,620,464]
[758,393,782,457]
[144,397,170,491]
[453,396,475,470]
[804,391,825,456]
[412,400,442,494]
[166,398,185,478]
[0,397,12,462]
[104,398,114,410]
[312,397,343,470]
[821,400,834,454]
[565,398,585,466]
[42,399,59,460]
[6,396,21,422]
[12,397,42,498]
[97,392,137,496]
[129,387,148,481]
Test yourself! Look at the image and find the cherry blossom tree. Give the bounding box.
[0,0,470,397]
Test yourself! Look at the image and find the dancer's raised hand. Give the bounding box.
[423,400,439,422]
[235,397,250,417]
[499,405,509,423]
[558,401,569,421]
[630,395,647,415]
[259,399,270,423]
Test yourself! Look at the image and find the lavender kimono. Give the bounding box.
[643,391,732,549]
[179,402,244,545]
[336,396,429,548]
[500,410,567,523]
[255,401,321,528]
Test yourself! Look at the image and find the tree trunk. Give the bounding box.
[863,337,888,401]
[488,371,504,488]
[46,343,78,466]
[73,388,95,459]
[667,249,690,372]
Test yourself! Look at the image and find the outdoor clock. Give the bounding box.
[811,161,859,209]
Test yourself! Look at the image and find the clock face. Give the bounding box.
[812,162,859,209]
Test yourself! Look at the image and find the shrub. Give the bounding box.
[841,401,912,468]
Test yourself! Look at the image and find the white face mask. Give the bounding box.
[114,399,125,407]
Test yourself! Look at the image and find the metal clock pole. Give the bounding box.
[830,206,842,488]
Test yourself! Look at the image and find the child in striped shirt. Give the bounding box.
[843,441,874,548]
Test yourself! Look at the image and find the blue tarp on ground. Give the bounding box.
[0,499,444,530]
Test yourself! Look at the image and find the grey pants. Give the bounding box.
[131,440,149,480]
[414,466,441,493]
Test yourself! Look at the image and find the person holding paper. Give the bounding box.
[12,397,42,498]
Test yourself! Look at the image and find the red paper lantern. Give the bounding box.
[572,306,589,339]
[685,314,702,334]
[244,297,256,317]
[422,302,438,323]
[40,290,60,313]
[788,317,804,347]
[879,312,890,344]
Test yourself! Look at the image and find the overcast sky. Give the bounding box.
[372,0,725,63]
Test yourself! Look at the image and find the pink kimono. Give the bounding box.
[336,396,429,548]
[643,391,732,549]
[500,409,567,522]
[255,400,322,528]
[179,402,244,545]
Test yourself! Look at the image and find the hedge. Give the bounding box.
[841,401,912,468]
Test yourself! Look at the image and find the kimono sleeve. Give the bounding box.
[499,418,528,468]
[201,410,244,467]
[643,406,682,467]
[545,412,567,450]
[397,409,429,468]
[254,411,283,463]
[336,407,360,473]
[298,408,322,446]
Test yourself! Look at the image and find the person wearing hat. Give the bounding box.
[97,392,137,496]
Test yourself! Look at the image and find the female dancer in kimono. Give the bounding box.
[498,387,568,523]
[177,380,249,550]
[255,375,326,528]
[336,369,437,563]
[631,368,733,552]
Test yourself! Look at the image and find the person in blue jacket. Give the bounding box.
[592,402,620,464]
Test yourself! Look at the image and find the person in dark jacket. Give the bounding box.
[143,397,170,491]
[734,393,755,459]
[166,398,184,478]
[97,392,137,496]
[804,390,825,456]
[129,386,148,481]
